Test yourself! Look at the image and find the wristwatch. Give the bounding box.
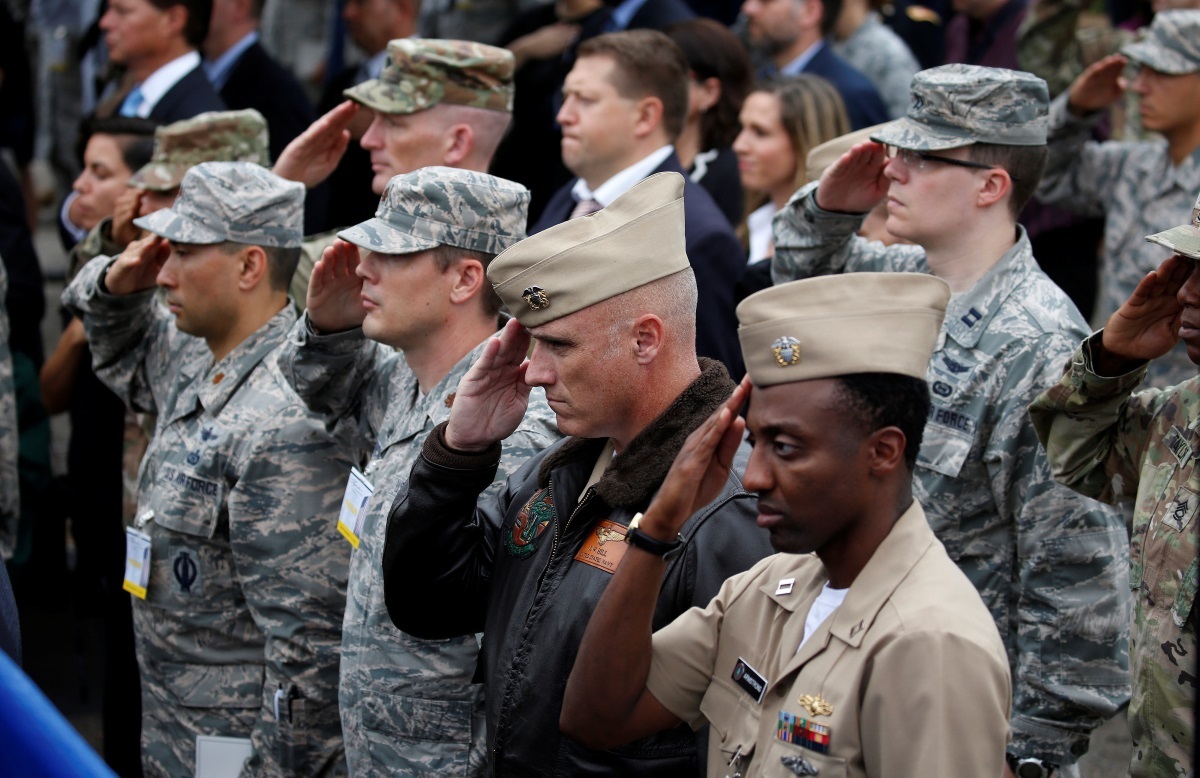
[624,513,684,560]
[1007,755,1056,778]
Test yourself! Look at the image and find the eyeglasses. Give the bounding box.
[883,145,1020,181]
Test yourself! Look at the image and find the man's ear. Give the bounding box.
[236,245,270,291]
[447,256,486,305]
[864,426,906,477]
[976,168,1013,210]
[161,3,189,39]
[631,313,665,365]
[443,124,476,167]
[632,97,665,140]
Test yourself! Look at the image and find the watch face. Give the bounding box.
[1015,759,1048,778]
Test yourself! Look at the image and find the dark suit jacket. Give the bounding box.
[803,44,890,131]
[313,65,379,233]
[624,0,694,30]
[532,154,745,380]
[220,42,316,163]
[148,64,226,123]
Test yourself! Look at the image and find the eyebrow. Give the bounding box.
[530,332,576,348]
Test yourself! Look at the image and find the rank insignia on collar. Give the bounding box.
[772,336,801,367]
[522,285,551,310]
[799,693,833,717]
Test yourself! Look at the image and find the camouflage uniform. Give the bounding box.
[832,13,921,120]
[62,163,354,777]
[279,168,561,776]
[1036,11,1200,389]
[0,264,16,558]
[1030,336,1197,777]
[773,185,1131,767]
[293,39,515,303]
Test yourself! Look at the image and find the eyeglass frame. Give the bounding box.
[882,145,1021,182]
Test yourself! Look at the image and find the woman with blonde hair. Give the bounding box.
[733,74,849,297]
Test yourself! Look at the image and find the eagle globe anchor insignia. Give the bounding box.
[522,285,551,310]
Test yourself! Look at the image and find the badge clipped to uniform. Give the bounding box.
[731,657,768,704]
[337,467,375,548]
[123,527,152,600]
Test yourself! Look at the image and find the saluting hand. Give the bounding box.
[638,377,749,539]
[1067,54,1128,116]
[1097,255,1191,374]
[444,318,535,453]
[103,234,170,296]
[273,101,359,189]
[815,141,889,215]
[111,188,145,248]
[307,240,367,333]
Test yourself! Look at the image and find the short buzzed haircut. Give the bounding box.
[147,0,213,47]
[577,30,690,141]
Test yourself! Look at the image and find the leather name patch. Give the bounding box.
[573,520,629,574]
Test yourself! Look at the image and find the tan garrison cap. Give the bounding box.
[344,38,515,116]
[737,273,950,387]
[1146,188,1200,260]
[488,172,690,327]
[805,124,888,182]
[1122,10,1200,75]
[129,109,271,192]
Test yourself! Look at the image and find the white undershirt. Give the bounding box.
[797,583,848,653]
[747,202,777,266]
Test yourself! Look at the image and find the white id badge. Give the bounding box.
[123,527,152,599]
[195,735,253,777]
[337,467,375,548]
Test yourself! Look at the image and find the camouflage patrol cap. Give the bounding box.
[1121,10,1200,75]
[344,38,514,116]
[1146,188,1200,260]
[738,274,950,387]
[134,161,303,248]
[489,173,690,327]
[338,167,529,255]
[870,65,1049,151]
[128,109,271,192]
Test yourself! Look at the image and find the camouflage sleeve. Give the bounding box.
[1030,332,1158,503]
[227,407,354,776]
[989,330,1131,762]
[277,312,393,443]
[66,217,124,283]
[60,254,180,415]
[1018,0,1085,97]
[0,265,17,558]
[771,182,930,283]
[1035,92,1132,218]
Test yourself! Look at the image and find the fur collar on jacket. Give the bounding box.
[536,358,735,509]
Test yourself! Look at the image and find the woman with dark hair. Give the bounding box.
[61,116,157,251]
[733,74,849,297]
[665,18,753,227]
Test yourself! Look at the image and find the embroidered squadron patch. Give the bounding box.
[169,547,203,596]
[505,488,554,558]
[772,336,801,367]
[522,286,551,310]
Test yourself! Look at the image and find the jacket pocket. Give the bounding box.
[160,661,263,709]
[699,681,760,774]
[360,692,478,776]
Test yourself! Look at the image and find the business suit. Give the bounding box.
[218,42,315,163]
[149,65,226,123]
[532,154,745,380]
[624,0,695,30]
[793,44,890,131]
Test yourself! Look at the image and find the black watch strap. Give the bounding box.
[624,526,683,558]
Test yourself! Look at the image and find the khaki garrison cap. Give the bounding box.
[1146,188,1200,261]
[488,172,690,327]
[345,38,515,115]
[737,273,950,387]
[870,65,1049,151]
[338,167,529,255]
[1122,10,1200,75]
[805,124,887,182]
[128,109,271,192]
[134,162,304,248]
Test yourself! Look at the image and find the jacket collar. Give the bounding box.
[942,225,1035,350]
[184,303,297,416]
[536,358,734,508]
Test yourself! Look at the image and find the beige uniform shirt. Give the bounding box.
[647,502,1011,778]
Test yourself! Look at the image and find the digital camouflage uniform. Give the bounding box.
[772,66,1130,769]
[1031,335,1197,777]
[293,39,515,308]
[0,264,16,557]
[63,163,354,777]
[1035,11,1200,389]
[279,168,560,776]
[832,13,921,120]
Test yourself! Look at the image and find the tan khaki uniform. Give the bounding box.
[647,501,1011,778]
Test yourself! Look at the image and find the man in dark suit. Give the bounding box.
[532,30,744,379]
[99,0,225,122]
[742,0,888,129]
[204,0,315,162]
[603,0,694,32]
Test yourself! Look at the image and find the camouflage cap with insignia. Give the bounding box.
[338,167,529,255]
[344,38,515,116]
[128,109,271,192]
[134,161,304,248]
[737,273,950,387]
[488,172,690,327]
[1121,10,1200,75]
[870,65,1049,151]
[1146,188,1200,261]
